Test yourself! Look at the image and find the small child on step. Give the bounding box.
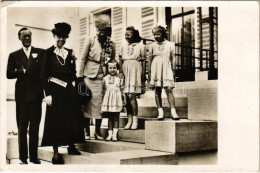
[101,59,125,141]
[148,25,180,121]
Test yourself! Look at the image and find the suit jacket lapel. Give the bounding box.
[18,48,28,69]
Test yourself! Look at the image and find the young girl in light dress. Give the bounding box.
[148,25,180,120]
[119,26,146,130]
[102,59,125,141]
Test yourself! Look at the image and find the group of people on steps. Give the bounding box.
[7,14,179,165]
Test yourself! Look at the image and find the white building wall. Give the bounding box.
[126,7,142,33]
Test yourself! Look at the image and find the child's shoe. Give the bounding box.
[171,108,180,120]
[105,130,113,141]
[157,108,164,120]
[124,114,133,130]
[130,116,138,130]
[112,128,118,142]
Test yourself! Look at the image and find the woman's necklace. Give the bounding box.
[56,54,66,66]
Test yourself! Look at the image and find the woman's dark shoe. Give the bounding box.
[67,146,81,155]
[52,155,64,164]
[94,132,104,140]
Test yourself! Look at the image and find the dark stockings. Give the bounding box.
[155,87,163,109]
[85,118,90,136]
[108,113,120,130]
[127,94,138,116]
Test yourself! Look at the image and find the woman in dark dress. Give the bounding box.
[41,22,85,164]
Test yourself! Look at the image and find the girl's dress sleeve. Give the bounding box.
[169,42,175,57]
[147,44,154,73]
[169,42,176,74]
[119,76,124,88]
[136,42,145,61]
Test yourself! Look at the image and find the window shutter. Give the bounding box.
[78,15,89,57]
[141,7,156,41]
[111,7,126,59]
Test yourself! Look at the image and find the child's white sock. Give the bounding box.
[157,108,164,119]
[171,108,180,120]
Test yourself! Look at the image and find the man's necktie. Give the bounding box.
[25,48,29,58]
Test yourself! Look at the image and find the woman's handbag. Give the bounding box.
[75,77,92,106]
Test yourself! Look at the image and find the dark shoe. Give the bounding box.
[158,117,164,121]
[30,159,41,164]
[20,160,28,164]
[67,146,81,155]
[172,117,180,120]
[52,155,64,164]
[94,132,104,140]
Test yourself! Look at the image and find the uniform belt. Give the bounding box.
[88,57,106,65]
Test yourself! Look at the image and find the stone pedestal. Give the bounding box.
[175,80,218,121]
[195,71,209,81]
[145,120,217,153]
[188,89,217,121]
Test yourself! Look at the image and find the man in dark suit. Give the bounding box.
[7,28,44,164]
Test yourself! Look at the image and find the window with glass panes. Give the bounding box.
[166,7,196,82]
[166,7,218,81]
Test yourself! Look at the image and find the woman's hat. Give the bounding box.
[94,14,111,29]
[52,22,71,38]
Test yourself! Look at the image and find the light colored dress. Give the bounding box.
[149,40,175,87]
[120,42,145,94]
[101,75,123,113]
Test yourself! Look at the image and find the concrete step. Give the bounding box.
[76,140,145,153]
[138,94,188,108]
[38,146,177,165]
[178,150,217,165]
[145,119,218,153]
[119,117,158,130]
[92,150,178,165]
[38,146,94,164]
[137,92,188,119]
[101,127,145,143]
[138,107,187,119]
[6,158,52,165]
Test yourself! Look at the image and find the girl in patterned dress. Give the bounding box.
[148,25,180,120]
[119,26,146,130]
[102,60,125,141]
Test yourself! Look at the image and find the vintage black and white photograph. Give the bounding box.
[0,1,259,172]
